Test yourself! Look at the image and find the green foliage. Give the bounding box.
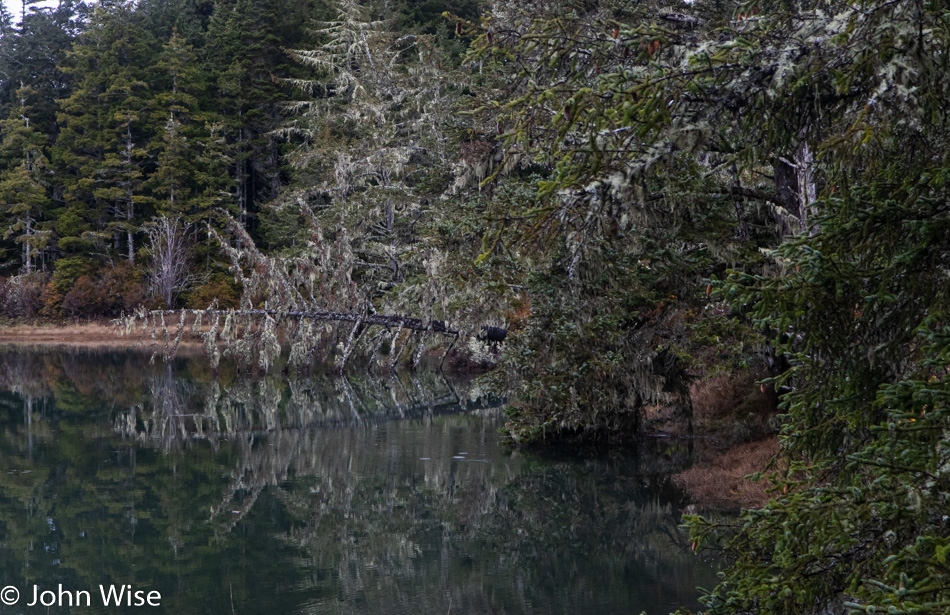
[667,0,950,612]
[204,0,292,235]
[0,86,52,273]
[51,255,95,295]
[147,30,203,219]
[458,0,782,442]
[0,0,318,311]
[55,1,156,264]
[697,171,950,613]
[0,1,85,132]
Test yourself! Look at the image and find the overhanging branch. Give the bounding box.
[141,308,509,343]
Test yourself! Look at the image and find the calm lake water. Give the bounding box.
[0,347,718,614]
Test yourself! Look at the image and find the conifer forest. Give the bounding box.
[1,0,949,613]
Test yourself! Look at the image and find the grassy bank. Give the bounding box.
[0,319,205,350]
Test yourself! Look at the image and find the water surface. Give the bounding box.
[0,347,717,614]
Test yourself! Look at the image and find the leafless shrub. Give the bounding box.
[0,273,48,318]
[144,216,201,308]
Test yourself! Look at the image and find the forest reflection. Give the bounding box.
[0,346,717,615]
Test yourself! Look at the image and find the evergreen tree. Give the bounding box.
[205,0,290,235]
[55,1,155,274]
[0,5,15,108]
[0,3,12,35]
[100,80,151,264]
[1,1,86,135]
[149,29,235,271]
[137,0,199,43]
[276,0,461,319]
[0,85,51,273]
[148,30,203,220]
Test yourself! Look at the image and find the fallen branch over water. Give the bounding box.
[139,308,508,341]
[118,307,508,372]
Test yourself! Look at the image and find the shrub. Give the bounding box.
[183,273,241,309]
[60,264,147,318]
[0,273,48,318]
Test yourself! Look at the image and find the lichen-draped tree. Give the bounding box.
[450,0,802,442]
[279,0,463,317]
[122,214,507,376]
[130,0,507,375]
[672,0,950,613]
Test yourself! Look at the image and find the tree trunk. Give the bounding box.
[127,189,135,263]
[795,141,817,234]
[24,216,33,274]
[774,141,817,235]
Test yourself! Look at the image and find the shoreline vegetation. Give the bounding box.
[0,319,781,512]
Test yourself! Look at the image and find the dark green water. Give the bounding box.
[0,347,718,614]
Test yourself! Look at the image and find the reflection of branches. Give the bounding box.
[108,366,503,537]
[115,369,495,448]
[142,363,205,446]
[269,434,712,615]
[0,347,716,614]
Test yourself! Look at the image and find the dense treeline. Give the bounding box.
[0,0,476,317]
[0,0,291,313]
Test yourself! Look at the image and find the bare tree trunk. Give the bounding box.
[773,140,817,236]
[774,157,799,213]
[796,141,817,233]
[125,121,136,262]
[146,217,193,308]
[127,190,135,264]
[24,216,33,274]
[237,120,248,231]
[114,210,121,251]
[143,307,508,342]
[731,164,747,239]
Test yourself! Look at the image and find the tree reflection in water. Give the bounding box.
[0,346,717,615]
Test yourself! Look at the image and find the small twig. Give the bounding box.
[440,333,459,371]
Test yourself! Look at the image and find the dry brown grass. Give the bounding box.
[673,437,780,511]
[691,372,777,421]
[688,371,780,445]
[691,373,751,420]
[0,321,204,349]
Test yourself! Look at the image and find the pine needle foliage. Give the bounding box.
[669,0,950,613]
[458,0,950,606]
[458,0,795,442]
